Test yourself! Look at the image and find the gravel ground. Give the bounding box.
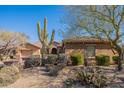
[6,67,55,88]
[5,66,124,88]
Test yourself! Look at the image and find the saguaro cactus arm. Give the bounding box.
[49,29,55,46]
[37,22,43,43]
[44,17,48,43]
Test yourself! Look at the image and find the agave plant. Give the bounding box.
[37,18,55,65]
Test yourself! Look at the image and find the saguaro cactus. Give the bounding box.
[37,17,55,65]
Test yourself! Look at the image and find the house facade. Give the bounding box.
[15,42,41,64]
[1,41,64,65]
[15,41,62,63]
[63,37,118,65]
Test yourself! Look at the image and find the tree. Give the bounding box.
[37,17,55,65]
[0,30,28,61]
[62,5,124,71]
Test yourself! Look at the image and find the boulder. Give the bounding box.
[0,61,5,69]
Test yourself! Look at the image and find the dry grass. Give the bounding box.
[0,65,20,87]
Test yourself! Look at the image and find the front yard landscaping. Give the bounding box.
[0,53,124,88]
[4,65,124,88]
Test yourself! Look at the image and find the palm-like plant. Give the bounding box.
[37,18,55,64]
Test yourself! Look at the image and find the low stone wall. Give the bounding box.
[3,60,18,66]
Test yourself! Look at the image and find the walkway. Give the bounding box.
[6,67,64,88]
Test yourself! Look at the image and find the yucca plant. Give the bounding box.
[37,17,55,65]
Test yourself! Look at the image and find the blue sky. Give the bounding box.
[0,5,65,42]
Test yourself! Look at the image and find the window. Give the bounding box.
[85,45,95,58]
[51,48,57,54]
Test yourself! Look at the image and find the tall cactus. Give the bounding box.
[37,17,55,64]
[49,29,55,47]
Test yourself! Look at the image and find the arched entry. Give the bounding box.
[51,48,57,54]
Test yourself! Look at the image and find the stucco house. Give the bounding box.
[0,42,42,65]
[1,41,63,65]
[15,41,62,63]
[33,41,62,54]
[63,37,118,65]
[15,42,41,64]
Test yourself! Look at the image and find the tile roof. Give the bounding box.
[33,41,42,48]
[33,41,60,47]
[63,37,109,44]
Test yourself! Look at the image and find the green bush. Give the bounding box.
[122,60,124,64]
[96,55,110,66]
[112,56,119,64]
[0,66,20,86]
[70,52,84,66]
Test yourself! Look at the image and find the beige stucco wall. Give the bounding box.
[25,44,40,56]
[65,43,85,56]
[20,50,33,58]
[16,43,41,60]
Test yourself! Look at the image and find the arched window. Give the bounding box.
[51,48,57,54]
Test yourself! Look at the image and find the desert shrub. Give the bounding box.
[0,66,20,86]
[58,53,67,63]
[48,63,65,76]
[112,56,119,64]
[43,54,67,66]
[24,58,35,68]
[76,68,108,88]
[41,57,54,66]
[48,66,59,76]
[47,54,58,64]
[41,58,47,66]
[96,55,110,66]
[63,78,76,88]
[45,64,54,72]
[70,52,84,66]
[63,67,108,88]
[0,65,19,74]
[45,54,67,75]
